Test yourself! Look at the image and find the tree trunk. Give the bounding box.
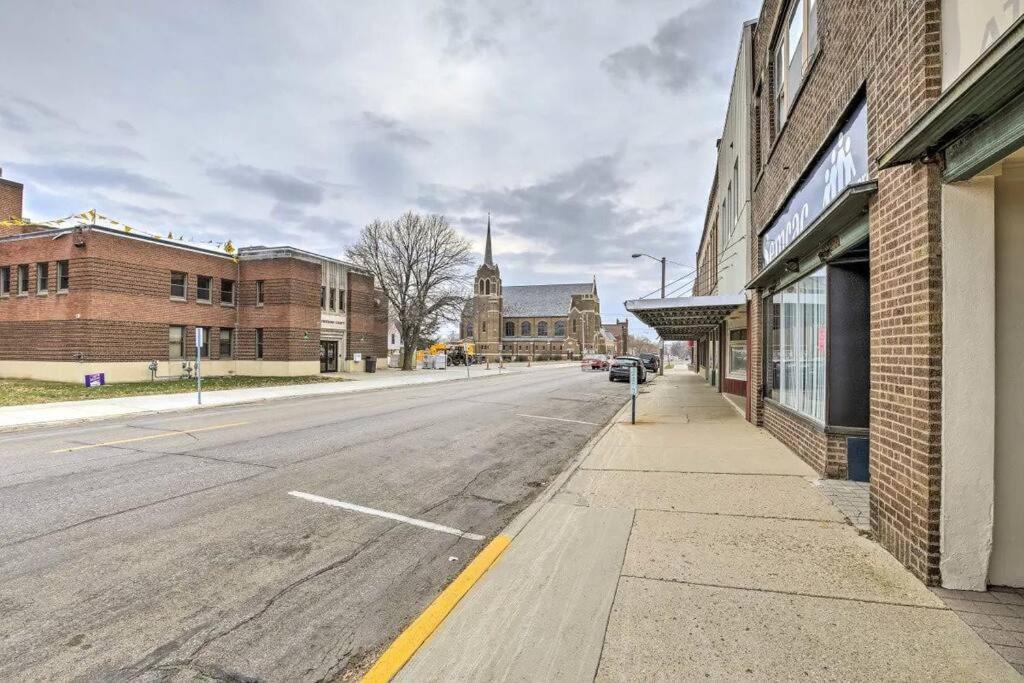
[401,343,415,371]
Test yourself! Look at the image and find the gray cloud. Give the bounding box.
[206,164,325,205]
[603,1,753,93]
[14,162,181,199]
[361,112,431,148]
[0,96,80,134]
[114,120,139,136]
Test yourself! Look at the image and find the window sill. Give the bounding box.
[17,293,28,298]
[197,299,212,305]
[220,302,235,308]
[170,296,186,302]
[57,289,68,295]
[256,303,264,308]
[36,292,47,297]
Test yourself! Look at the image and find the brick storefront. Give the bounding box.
[745,0,943,582]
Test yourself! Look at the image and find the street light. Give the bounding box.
[632,253,667,376]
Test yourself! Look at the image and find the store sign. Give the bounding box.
[762,99,869,266]
[84,372,105,388]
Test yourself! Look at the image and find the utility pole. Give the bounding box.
[660,256,666,376]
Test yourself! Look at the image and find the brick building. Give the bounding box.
[628,0,1024,591]
[0,183,387,382]
[601,319,628,356]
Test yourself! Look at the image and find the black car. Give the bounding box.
[639,353,660,372]
[609,356,647,383]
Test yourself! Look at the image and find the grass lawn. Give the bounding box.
[0,375,348,407]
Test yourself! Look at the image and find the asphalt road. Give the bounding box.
[0,366,629,681]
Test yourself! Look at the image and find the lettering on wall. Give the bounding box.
[762,99,869,266]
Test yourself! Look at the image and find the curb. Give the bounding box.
[360,391,632,682]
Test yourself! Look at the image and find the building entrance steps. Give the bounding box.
[396,369,1019,681]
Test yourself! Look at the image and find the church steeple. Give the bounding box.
[484,213,493,266]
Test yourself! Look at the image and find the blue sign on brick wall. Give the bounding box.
[84,372,105,388]
[762,99,869,266]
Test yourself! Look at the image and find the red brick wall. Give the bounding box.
[0,229,321,364]
[345,270,388,360]
[748,0,943,582]
[0,178,23,223]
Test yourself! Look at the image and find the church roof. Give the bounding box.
[502,283,594,317]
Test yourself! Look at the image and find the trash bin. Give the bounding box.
[364,356,377,373]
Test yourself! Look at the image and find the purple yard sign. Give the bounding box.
[84,372,105,388]
[762,98,869,266]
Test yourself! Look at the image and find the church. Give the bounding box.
[461,219,614,360]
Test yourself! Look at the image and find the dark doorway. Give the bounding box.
[320,341,338,373]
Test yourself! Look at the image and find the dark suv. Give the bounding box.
[639,353,660,373]
[609,356,647,383]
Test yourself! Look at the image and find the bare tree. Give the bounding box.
[347,212,473,370]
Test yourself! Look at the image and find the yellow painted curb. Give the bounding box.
[361,534,512,683]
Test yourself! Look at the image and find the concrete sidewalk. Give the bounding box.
[397,369,1019,681]
[0,362,577,431]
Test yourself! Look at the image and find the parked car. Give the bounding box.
[581,354,610,371]
[639,353,661,372]
[609,356,647,383]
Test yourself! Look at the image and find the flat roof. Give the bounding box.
[625,295,746,340]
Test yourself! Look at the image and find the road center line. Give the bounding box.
[515,413,598,426]
[50,421,251,453]
[287,491,485,541]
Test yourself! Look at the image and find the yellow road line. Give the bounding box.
[362,534,512,683]
[50,421,250,453]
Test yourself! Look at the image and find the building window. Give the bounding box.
[505,321,515,336]
[467,321,474,337]
[256,280,265,306]
[169,325,185,360]
[57,260,69,291]
[554,320,565,336]
[537,321,548,336]
[728,328,748,380]
[338,290,344,311]
[197,275,212,302]
[320,286,326,309]
[255,328,265,359]
[0,266,9,296]
[773,0,817,134]
[219,328,233,358]
[482,320,487,333]
[329,288,336,311]
[170,271,187,299]
[521,321,531,336]
[17,265,29,295]
[765,267,826,422]
[36,262,49,293]
[220,279,235,305]
[571,318,577,334]
[198,326,210,358]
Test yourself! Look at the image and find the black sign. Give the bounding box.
[763,99,869,266]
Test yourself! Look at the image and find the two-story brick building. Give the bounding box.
[0,181,387,382]
[629,0,1024,592]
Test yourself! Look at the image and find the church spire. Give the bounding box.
[481,214,493,266]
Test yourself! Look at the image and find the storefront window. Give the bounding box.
[728,328,748,379]
[766,267,826,422]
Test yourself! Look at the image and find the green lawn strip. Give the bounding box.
[0,375,348,407]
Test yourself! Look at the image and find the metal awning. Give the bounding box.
[746,181,876,291]
[878,14,1024,170]
[624,294,746,340]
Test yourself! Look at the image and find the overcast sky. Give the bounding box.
[2,0,758,337]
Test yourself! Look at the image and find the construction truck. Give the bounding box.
[423,341,477,366]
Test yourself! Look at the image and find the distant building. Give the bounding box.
[601,319,628,356]
[0,179,387,382]
[461,218,609,359]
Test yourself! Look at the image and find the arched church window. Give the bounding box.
[505,321,515,336]
[572,318,577,333]
[537,321,548,336]
[554,320,565,336]
[485,279,491,295]
[521,321,532,336]
[467,322,474,337]
[482,321,487,332]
